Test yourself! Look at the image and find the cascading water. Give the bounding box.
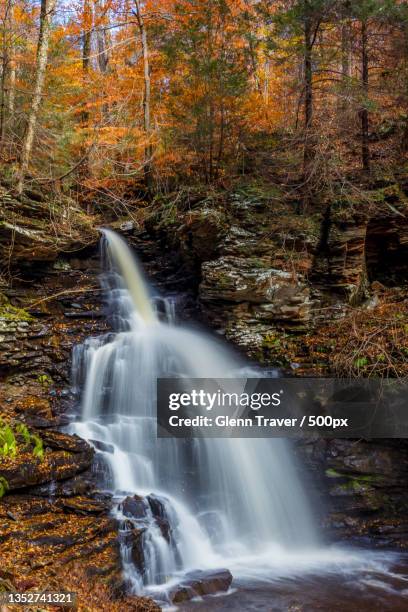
[71,228,320,600]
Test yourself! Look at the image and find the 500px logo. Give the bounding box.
[168,389,283,411]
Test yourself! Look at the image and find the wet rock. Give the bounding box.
[155,517,171,542]
[146,494,172,542]
[89,439,114,454]
[40,430,91,453]
[168,568,233,603]
[147,494,168,519]
[55,497,111,515]
[119,495,148,519]
[120,525,146,573]
[30,472,96,497]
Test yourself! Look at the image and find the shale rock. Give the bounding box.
[200,256,311,329]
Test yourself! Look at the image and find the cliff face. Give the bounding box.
[144,183,408,375]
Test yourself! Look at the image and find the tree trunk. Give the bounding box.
[7,41,15,117]
[81,0,92,124]
[339,17,351,119]
[360,20,370,174]
[302,10,314,210]
[81,0,92,213]
[304,16,313,134]
[0,0,13,146]
[134,0,152,190]
[0,49,8,144]
[95,0,109,74]
[17,0,57,194]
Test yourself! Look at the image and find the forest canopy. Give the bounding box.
[0,0,407,205]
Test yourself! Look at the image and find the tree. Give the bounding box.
[17,0,57,194]
[163,0,249,182]
[269,0,331,206]
[346,0,398,174]
[0,0,14,145]
[133,0,153,190]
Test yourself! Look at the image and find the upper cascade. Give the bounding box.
[101,228,157,324]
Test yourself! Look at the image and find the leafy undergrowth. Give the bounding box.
[257,292,408,377]
[309,293,408,377]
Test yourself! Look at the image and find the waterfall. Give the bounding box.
[71,228,319,598]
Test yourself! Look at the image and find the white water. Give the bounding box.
[70,229,403,603]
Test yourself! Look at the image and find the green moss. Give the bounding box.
[216,272,233,289]
[330,472,385,486]
[233,180,284,203]
[262,333,283,349]
[325,468,342,478]
[0,295,33,322]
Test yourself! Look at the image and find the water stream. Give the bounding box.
[70,229,407,608]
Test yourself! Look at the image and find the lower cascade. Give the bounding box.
[71,229,320,602]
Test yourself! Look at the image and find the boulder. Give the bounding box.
[89,439,114,454]
[147,493,168,519]
[168,568,233,604]
[179,207,228,261]
[119,495,148,519]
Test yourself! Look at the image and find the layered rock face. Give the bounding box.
[154,197,319,361]
[313,184,408,299]
[145,184,408,369]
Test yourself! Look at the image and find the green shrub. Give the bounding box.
[0,476,8,498]
[0,424,16,458]
[0,420,44,461]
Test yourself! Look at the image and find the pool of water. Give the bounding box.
[178,549,408,611]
